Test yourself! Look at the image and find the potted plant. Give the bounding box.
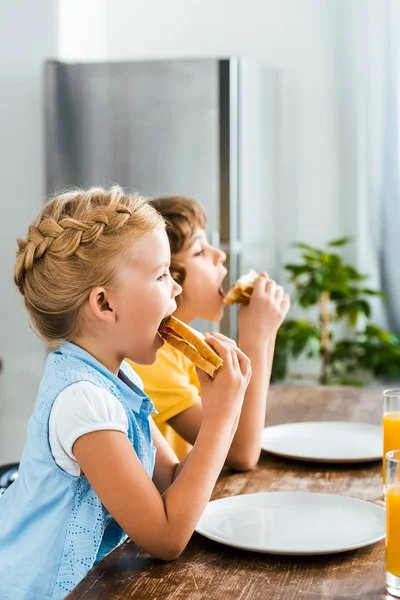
[272,237,400,385]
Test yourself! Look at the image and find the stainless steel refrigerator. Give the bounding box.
[45,58,278,338]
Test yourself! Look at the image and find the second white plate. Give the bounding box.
[196,492,385,555]
[261,421,382,463]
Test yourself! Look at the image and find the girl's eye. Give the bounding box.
[157,272,169,281]
[194,248,205,257]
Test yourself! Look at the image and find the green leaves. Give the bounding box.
[328,236,352,247]
[271,320,321,382]
[271,236,398,385]
[285,264,315,277]
[352,326,400,380]
[345,266,368,281]
[298,282,323,308]
[285,237,380,327]
[335,298,371,326]
[293,242,322,254]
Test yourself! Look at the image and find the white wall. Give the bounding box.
[0,1,56,462]
[58,0,107,61]
[58,0,344,278]
[111,0,342,261]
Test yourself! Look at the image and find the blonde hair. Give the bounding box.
[14,186,164,346]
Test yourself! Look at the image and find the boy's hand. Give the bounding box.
[238,272,290,345]
[196,334,252,426]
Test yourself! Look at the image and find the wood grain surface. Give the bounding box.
[67,385,387,600]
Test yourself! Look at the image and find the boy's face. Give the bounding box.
[173,228,227,323]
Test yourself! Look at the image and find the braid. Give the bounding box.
[15,203,132,295]
[13,186,163,344]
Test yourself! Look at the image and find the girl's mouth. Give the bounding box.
[218,285,225,299]
[158,316,170,333]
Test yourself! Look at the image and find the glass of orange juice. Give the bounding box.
[383,390,400,493]
[386,450,400,597]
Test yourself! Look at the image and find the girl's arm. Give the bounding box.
[73,337,251,561]
[150,419,193,493]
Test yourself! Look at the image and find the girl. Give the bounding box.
[131,196,290,467]
[0,187,251,600]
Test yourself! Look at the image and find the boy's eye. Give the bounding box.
[194,248,205,257]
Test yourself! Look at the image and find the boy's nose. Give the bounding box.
[215,247,226,264]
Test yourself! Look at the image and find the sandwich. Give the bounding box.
[158,315,223,377]
[223,269,259,305]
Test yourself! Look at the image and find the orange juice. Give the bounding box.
[383,412,400,483]
[387,485,400,576]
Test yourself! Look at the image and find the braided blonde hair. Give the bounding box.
[14,186,164,345]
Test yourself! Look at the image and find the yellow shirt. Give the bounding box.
[127,344,201,459]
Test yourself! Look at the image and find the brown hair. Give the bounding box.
[149,196,207,286]
[14,185,164,346]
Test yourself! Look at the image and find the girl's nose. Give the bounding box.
[172,279,182,298]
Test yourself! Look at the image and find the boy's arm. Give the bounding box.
[169,333,275,471]
[227,276,289,470]
[168,275,289,472]
[225,334,275,470]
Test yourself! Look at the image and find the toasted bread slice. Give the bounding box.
[159,315,223,377]
[224,269,259,305]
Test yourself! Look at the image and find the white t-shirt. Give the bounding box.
[49,371,144,476]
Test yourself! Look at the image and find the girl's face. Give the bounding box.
[111,227,182,365]
[174,228,227,324]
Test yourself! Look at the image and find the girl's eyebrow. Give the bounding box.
[153,261,170,273]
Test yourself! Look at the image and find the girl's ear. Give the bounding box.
[88,287,116,323]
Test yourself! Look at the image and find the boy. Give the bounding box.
[130,196,290,469]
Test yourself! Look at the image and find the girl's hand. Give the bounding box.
[238,272,290,345]
[196,333,252,426]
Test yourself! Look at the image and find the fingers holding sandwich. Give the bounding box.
[202,333,235,368]
[275,285,285,304]
[282,292,291,309]
[204,334,252,382]
[197,334,252,423]
[205,331,237,348]
[252,271,269,297]
[264,278,277,300]
[207,333,252,384]
[238,272,290,344]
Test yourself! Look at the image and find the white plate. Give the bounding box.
[196,492,385,555]
[261,422,382,463]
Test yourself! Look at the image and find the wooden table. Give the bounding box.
[67,385,387,600]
